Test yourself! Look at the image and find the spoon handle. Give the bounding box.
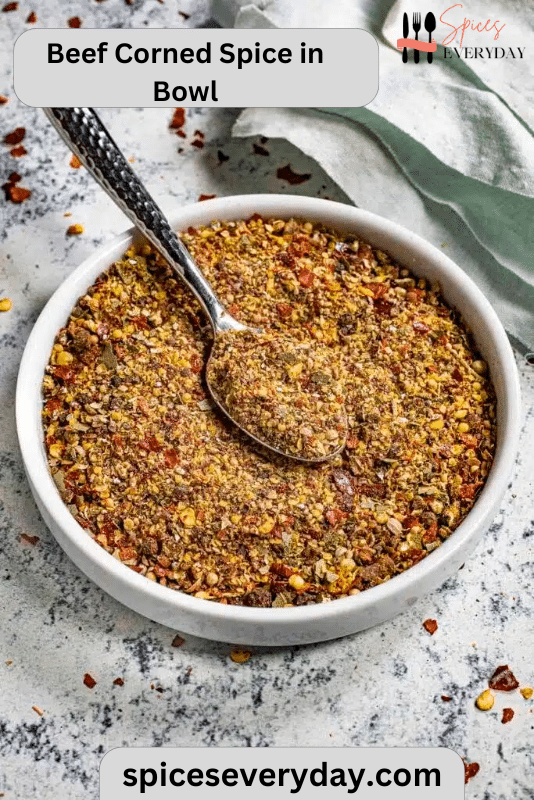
[43,107,241,332]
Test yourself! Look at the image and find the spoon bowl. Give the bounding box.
[44,107,343,462]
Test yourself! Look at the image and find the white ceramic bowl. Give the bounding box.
[17,195,521,646]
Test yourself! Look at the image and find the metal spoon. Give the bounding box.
[44,107,347,462]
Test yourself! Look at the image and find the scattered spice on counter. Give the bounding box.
[26,10,36,22]
[489,665,519,692]
[68,16,82,27]
[198,194,216,202]
[113,677,124,686]
[31,705,44,717]
[475,689,494,711]
[193,130,204,139]
[501,707,514,724]
[42,217,496,607]
[3,127,25,146]
[3,171,31,204]
[207,329,347,460]
[83,673,97,689]
[520,687,533,700]
[230,649,251,664]
[0,298,13,312]
[5,660,13,666]
[423,619,438,635]
[69,154,82,169]
[0,95,8,105]
[10,145,26,158]
[276,165,311,185]
[191,139,204,149]
[169,108,185,130]
[463,761,480,784]
[217,150,229,164]
[178,10,190,19]
[67,223,84,236]
[2,1,18,10]
[20,533,39,545]
[441,695,451,702]
[171,635,185,647]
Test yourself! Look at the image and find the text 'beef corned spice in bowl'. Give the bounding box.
[42,216,496,608]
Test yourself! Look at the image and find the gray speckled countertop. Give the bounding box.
[1,3,533,799]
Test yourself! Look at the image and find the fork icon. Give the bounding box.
[412,12,421,63]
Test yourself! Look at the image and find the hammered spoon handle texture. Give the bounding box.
[43,107,245,334]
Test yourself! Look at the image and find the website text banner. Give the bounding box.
[14,29,378,108]
[100,747,463,798]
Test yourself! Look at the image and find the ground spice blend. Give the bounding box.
[42,217,496,607]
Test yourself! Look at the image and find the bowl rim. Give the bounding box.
[16,194,521,630]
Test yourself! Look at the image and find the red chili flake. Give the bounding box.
[170,108,185,129]
[276,164,311,185]
[373,299,393,316]
[113,677,124,686]
[141,435,161,452]
[68,16,82,27]
[131,315,150,330]
[270,562,297,577]
[10,145,26,157]
[0,95,8,104]
[2,2,18,10]
[413,320,430,334]
[20,533,40,545]
[217,150,229,163]
[489,665,519,692]
[6,184,31,203]
[112,434,123,450]
[191,139,204,149]
[325,508,347,526]
[176,130,186,139]
[441,695,452,702]
[406,288,425,304]
[298,268,314,288]
[189,354,203,373]
[83,673,96,689]
[7,171,21,183]
[502,707,514,724]
[459,483,482,499]
[423,618,438,635]
[69,154,82,169]
[253,143,269,156]
[4,127,25,146]
[26,10,36,22]
[451,367,463,382]
[45,397,62,413]
[198,194,216,202]
[367,282,387,299]
[193,129,204,139]
[276,303,292,319]
[463,761,480,784]
[120,546,137,561]
[178,10,190,19]
[52,365,75,384]
[164,448,179,468]
[171,634,185,647]
[345,437,359,449]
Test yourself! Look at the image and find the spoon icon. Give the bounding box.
[424,12,437,63]
[44,107,347,463]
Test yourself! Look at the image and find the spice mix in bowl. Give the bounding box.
[41,214,496,608]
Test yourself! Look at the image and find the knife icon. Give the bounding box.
[402,12,409,63]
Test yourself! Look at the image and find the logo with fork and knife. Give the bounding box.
[398,12,437,62]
